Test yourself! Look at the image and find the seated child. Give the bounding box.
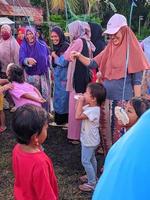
[6,63,45,108]
[0,79,13,132]
[75,82,106,192]
[12,104,58,200]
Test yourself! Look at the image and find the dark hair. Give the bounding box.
[131,97,150,118]
[87,82,106,106]
[8,64,25,83]
[12,104,48,145]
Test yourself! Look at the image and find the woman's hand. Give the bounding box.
[70,51,80,61]
[27,58,37,66]
[51,51,57,59]
[38,97,46,103]
[0,79,9,85]
[3,83,13,91]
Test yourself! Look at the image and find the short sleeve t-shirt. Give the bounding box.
[13,144,58,200]
[80,105,100,147]
[9,82,41,108]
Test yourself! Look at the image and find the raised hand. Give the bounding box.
[70,51,80,61]
[27,58,37,66]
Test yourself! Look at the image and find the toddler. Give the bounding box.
[75,82,106,192]
[6,63,45,108]
[12,104,58,200]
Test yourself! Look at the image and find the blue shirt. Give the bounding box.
[88,60,143,100]
[92,109,150,200]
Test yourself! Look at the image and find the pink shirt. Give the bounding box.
[64,38,83,61]
[9,82,41,108]
[13,144,58,200]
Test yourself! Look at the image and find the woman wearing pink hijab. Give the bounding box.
[0,24,19,76]
[0,24,19,77]
[64,20,95,144]
[70,14,150,153]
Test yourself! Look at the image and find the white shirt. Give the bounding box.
[80,105,100,147]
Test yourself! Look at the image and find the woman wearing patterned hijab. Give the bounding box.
[19,26,51,112]
[50,26,69,126]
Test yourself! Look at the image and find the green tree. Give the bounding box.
[30,0,44,7]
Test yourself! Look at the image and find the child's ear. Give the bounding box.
[31,134,39,146]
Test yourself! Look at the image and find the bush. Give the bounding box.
[136,26,150,41]
[50,14,66,30]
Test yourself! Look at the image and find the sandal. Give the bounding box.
[79,175,88,183]
[79,183,95,192]
[49,122,65,127]
[61,123,68,130]
[69,140,80,145]
[48,112,54,121]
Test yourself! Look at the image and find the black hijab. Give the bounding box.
[88,22,106,57]
[52,26,69,56]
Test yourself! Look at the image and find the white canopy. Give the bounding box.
[0,17,15,25]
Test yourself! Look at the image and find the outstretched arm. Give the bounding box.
[21,93,46,103]
[0,83,13,94]
[70,51,91,66]
[33,87,43,98]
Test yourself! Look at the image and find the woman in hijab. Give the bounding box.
[36,28,45,42]
[17,27,25,46]
[50,26,69,126]
[88,22,106,82]
[19,26,51,112]
[88,22,106,57]
[70,14,150,152]
[64,20,95,144]
[0,24,19,77]
[92,108,150,200]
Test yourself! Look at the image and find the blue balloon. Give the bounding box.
[92,109,150,200]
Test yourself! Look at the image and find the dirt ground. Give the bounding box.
[0,111,104,200]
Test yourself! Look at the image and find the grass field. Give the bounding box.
[0,112,104,200]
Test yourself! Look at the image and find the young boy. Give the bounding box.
[12,104,58,200]
[75,82,106,192]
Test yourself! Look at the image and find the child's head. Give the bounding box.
[12,104,48,145]
[125,97,150,127]
[84,83,106,106]
[6,63,25,83]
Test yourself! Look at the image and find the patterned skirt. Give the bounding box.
[26,69,51,112]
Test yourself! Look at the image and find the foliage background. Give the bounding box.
[30,0,150,41]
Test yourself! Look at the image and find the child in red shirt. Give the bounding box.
[12,104,58,200]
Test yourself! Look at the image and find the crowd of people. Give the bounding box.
[1,13,150,199]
